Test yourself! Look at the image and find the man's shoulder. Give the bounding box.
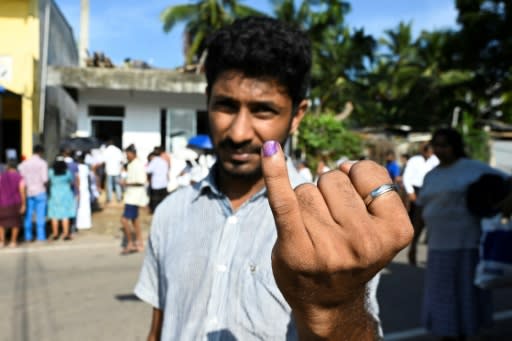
[459,158,504,175]
[105,145,122,155]
[151,157,168,169]
[155,186,198,213]
[408,155,423,163]
[150,186,200,233]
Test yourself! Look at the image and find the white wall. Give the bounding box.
[76,88,206,160]
[492,139,512,174]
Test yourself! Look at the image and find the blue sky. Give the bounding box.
[55,0,459,69]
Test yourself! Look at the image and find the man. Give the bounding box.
[146,147,169,213]
[384,150,401,182]
[103,139,123,204]
[402,142,439,219]
[135,17,412,340]
[120,144,148,254]
[18,144,48,242]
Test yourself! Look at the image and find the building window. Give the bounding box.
[88,105,124,117]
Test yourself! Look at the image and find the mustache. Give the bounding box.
[217,138,261,154]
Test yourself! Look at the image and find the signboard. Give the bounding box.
[0,56,13,82]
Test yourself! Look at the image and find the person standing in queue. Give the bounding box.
[18,145,48,242]
[402,142,439,221]
[120,144,148,254]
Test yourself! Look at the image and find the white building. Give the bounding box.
[47,66,207,160]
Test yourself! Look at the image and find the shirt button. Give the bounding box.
[216,264,227,272]
[249,264,257,272]
[227,216,238,224]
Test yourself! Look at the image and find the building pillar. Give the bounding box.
[21,96,33,158]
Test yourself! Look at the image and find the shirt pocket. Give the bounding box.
[236,259,293,339]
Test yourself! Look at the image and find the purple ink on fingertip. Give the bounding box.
[262,141,279,157]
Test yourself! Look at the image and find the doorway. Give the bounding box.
[0,92,21,162]
[91,120,123,148]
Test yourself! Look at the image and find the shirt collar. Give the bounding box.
[194,157,309,201]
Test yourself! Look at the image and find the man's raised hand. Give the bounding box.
[261,140,413,340]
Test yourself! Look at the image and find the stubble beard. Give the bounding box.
[216,159,263,183]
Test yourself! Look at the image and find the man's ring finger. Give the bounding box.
[363,183,399,207]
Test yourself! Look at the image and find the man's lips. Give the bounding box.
[221,147,260,162]
[230,152,252,161]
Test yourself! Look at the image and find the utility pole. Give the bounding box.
[79,0,90,67]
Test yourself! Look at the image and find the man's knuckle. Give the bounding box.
[271,198,296,217]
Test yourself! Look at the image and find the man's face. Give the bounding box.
[126,151,135,161]
[207,70,306,179]
[432,136,453,164]
[422,146,433,160]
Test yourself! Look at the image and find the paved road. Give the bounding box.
[0,237,150,341]
[1,232,512,341]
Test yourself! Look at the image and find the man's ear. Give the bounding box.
[289,99,308,135]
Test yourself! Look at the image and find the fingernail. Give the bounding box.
[262,140,279,157]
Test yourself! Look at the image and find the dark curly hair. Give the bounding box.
[204,16,311,111]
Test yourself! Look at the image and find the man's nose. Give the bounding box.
[227,109,254,143]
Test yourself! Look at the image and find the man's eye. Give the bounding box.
[253,106,277,115]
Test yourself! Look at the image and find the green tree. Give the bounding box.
[270,1,373,162]
[161,0,263,65]
[458,112,491,162]
[447,0,512,122]
[351,23,474,131]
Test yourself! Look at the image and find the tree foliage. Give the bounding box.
[161,0,263,65]
[161,0,511,160]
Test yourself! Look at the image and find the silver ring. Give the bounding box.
[363,183,399,207]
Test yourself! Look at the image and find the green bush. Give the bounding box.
[297,112,363,169]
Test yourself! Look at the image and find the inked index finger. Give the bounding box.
[261,140,305,240]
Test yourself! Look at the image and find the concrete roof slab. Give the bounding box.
[47,66,207,94]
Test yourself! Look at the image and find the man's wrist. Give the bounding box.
[292,290,378,340]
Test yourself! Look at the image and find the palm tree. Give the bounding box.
[161,0,264,66]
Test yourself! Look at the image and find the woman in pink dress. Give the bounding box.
[0,160,26,247]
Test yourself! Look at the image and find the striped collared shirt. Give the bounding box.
[135,160,380,339]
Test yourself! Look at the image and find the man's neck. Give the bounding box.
[215,167,266,211]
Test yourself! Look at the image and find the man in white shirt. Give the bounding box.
[103,139,124,204]
[402,142,440,219]
[120,144,148,254]
[146,147,169,213]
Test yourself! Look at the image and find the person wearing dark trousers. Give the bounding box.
[402,142,439,221]
[146,148,169,213]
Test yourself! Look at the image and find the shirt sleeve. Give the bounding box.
[146,159,155,174]
[134,222,162,309]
